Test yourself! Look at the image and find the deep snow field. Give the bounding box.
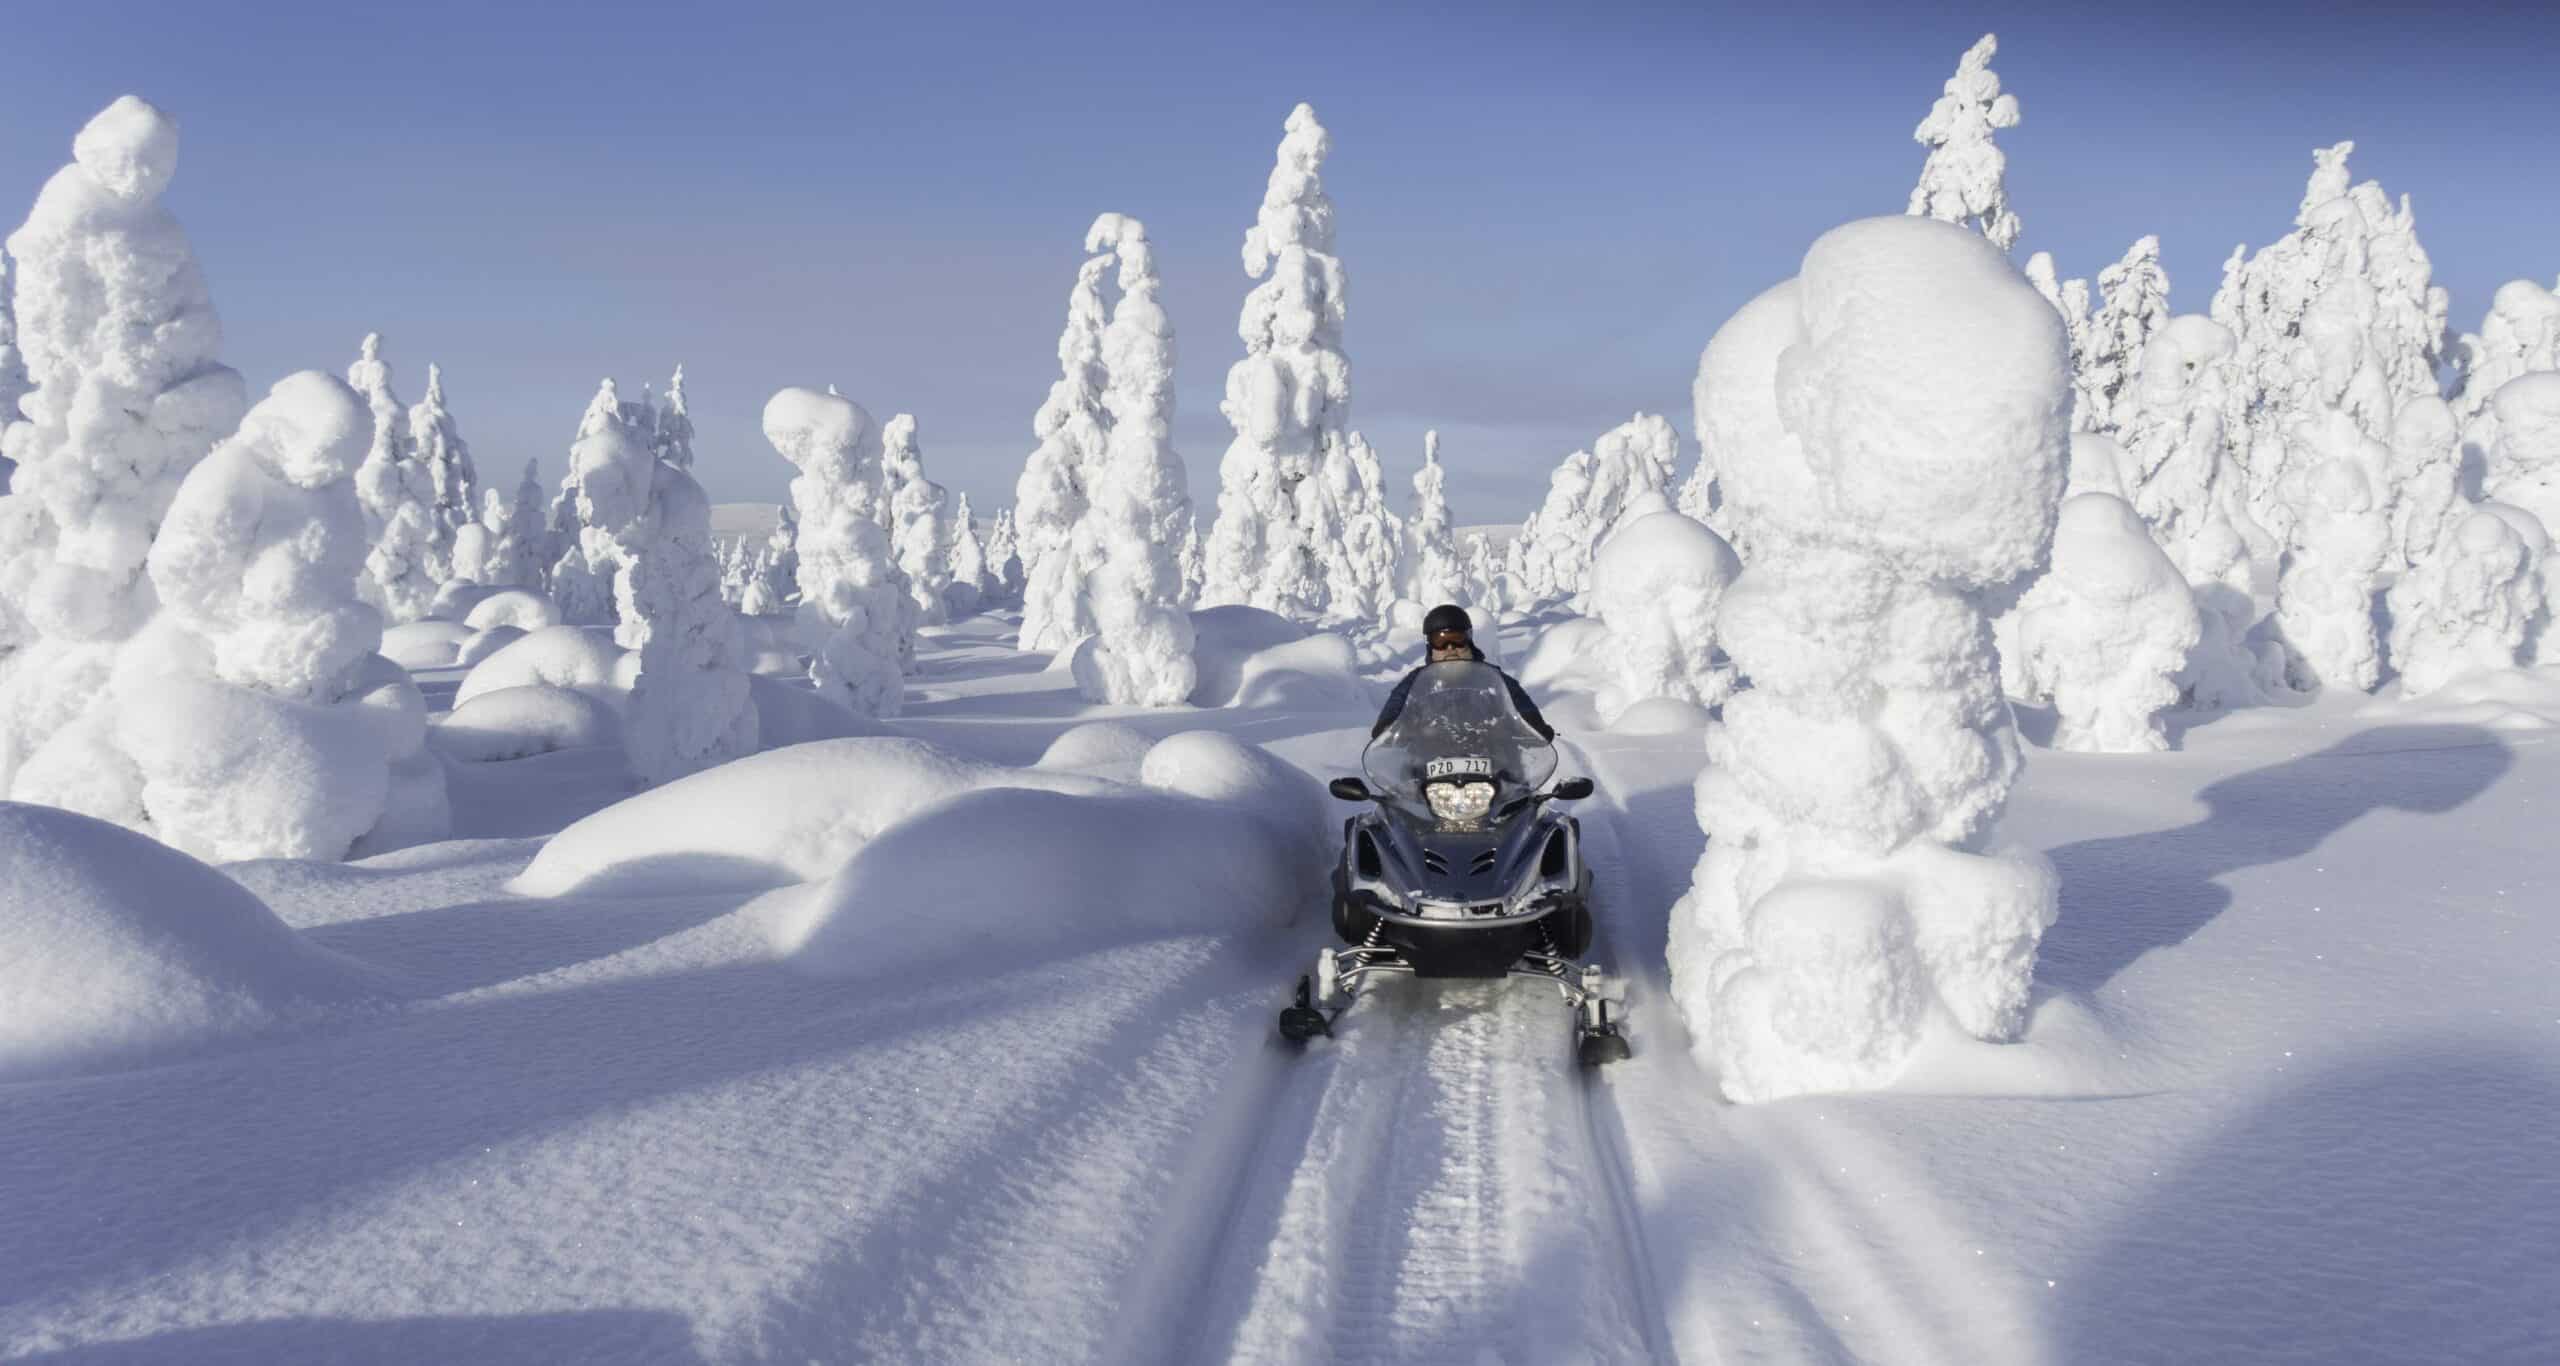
[3,611,2556,1366]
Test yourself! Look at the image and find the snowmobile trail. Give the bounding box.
[1164,736,1672,1365]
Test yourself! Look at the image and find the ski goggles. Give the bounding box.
[1427,628,1473,650]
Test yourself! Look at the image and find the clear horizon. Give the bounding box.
[5,0,2555,526]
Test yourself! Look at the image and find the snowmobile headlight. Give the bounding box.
[1426,780,1495,829]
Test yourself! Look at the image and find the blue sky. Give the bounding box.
[4,1,2556,525]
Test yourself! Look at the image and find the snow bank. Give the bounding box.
[428,684,621,763]
[2015,494,2202,752]
[1036,721,1158,776]
[0,801,380,1081]
[1587,508,1740,724]
[455,624,523,668]
[464,589,559,634]
[509,737,1113,897]
[380,620,471,671]
[1677,215,2067,1103]
[1177,604,1361,709]
[746,674,874,749]
[454,625,626,711]
[766,730,1324,980]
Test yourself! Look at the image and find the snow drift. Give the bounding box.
[0,801,382,1081]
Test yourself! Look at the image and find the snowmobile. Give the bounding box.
[1278,659,1630,1066]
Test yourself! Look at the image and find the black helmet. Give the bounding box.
[1422,604,1473,645]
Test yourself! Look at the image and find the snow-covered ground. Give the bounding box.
[4,612,2556,1364]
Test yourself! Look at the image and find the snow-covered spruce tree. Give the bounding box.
[406,362,478,582]
[1516,413,1680,604]
[0,96,249,822]
[549,379,642,625]
[881,414,955,626]
[2015,493,2201,752]
[1587,506,1739,724]
[1675,216,2068,1104]
[1403,429,1463,605]
[2274,440,2391,693]
[1202,102,1351,621]
[2084,237,2172,437]
[2452,280,2560,456]
[741,503,798,618]
[2118,313,2274,706]
[1303,430,1401,626]
[1016,251,1112,650]
[616,452,756,785]
[946,490,988,617]
[1071,213,1196,705]
[0,249,29,493]
[652,364,695,470]
[2386,507,2542,697]
[767,387,907,716]
[1908,34,2022,252]
[2024,252,2093,423]
[347,333,442,624]
[124,370,446,859]
[2483,372,2560,537]
[2479,503,2560,667]
[1176,514,1205,605]
[985,506,1024,605]
[2211,143,2449,548]
[2386,395,2463,571]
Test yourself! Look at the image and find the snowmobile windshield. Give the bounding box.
[1363,660,1558,824]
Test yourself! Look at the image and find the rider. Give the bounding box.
[1372,604,1555,740]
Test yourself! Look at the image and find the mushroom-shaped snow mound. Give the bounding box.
[430,684,622,763]
[1037,721,1158,776]
[1140,729,1328,865]
[464,589,561,634]
[454,625,625,710]
[0,802,383,1081]
[1184,605,1310,706]
[508,737,1116,897]
[763,782,1325,982]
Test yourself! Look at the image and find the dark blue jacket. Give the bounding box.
[1372,651,1555,741]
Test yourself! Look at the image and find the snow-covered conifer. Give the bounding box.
[652,364,695,470]
[986,506,1024,605]
[2015,493,2201,752]
[0,96,248,822]
[549,379,642,625]
[766,387,906,716]
[1516,414,1678,604]
[2482,372,2560,537]
[2452,280,2560,453]
[406,362,478,579]
[2084,237,2172,436]
[2275,448,2390,693]
[0,250,28,493]
[1071,213,1195,705]
[1588,507,1739,723]
[1907,35,2022,252]
[2213,144,2449,546]
[617,454,755,785]
[2386,508,2541,697]
[123,370,447,859]
[1310,431,1401,625]
[1675,216,2067,1103]
[346,333,443,625]
[2386,395,2462,570]
[1403,430,1463,605]
[1202,103,1352,621]
[2025,252,2093,423]
[743,503,798,618]
[881,414,955,626]
[946,491,987,617]
[1016,252,1112,649]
